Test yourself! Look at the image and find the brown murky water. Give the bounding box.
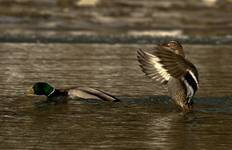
[0,0,232,38]
[1,0,232,149]
[1,43,232,149]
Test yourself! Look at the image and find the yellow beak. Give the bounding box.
[27,87,35,96]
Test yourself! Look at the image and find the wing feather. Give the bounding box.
[137,46,199,85]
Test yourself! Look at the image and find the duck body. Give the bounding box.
[28,82,119,103]
[137,41,199,111]
[67,87,120,102]
[168,77,191,110]
[46,88,69,103]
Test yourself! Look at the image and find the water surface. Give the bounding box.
[1,43,232,149]
[1,0,232,149]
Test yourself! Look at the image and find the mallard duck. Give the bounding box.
[137,41,199,111]
[27,82,119,103]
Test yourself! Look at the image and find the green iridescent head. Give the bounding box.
[27,82,55,96]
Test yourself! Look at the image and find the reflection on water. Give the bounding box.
[1,43,232,149]
[77,0,99,6]
[128,30,183,37]
[0,43,232,97]
[1,0,232,149]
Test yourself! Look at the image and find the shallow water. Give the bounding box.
[1,43,232,149]
[1,0,232,149]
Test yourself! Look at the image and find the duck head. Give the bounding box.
[161,40,185,57]
[27,82,55,97]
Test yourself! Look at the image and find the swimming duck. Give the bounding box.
[137,41,199,111]
[27,82,119,103]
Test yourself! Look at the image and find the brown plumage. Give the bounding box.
[137,41,199,111]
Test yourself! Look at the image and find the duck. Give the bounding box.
[27,82,120,103]
[137,40,199,111]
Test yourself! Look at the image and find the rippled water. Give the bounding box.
[1,43,232,149]
[1,0,232,149]
[0,0,232,39]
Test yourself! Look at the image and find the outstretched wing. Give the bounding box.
[137,46,199,86]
